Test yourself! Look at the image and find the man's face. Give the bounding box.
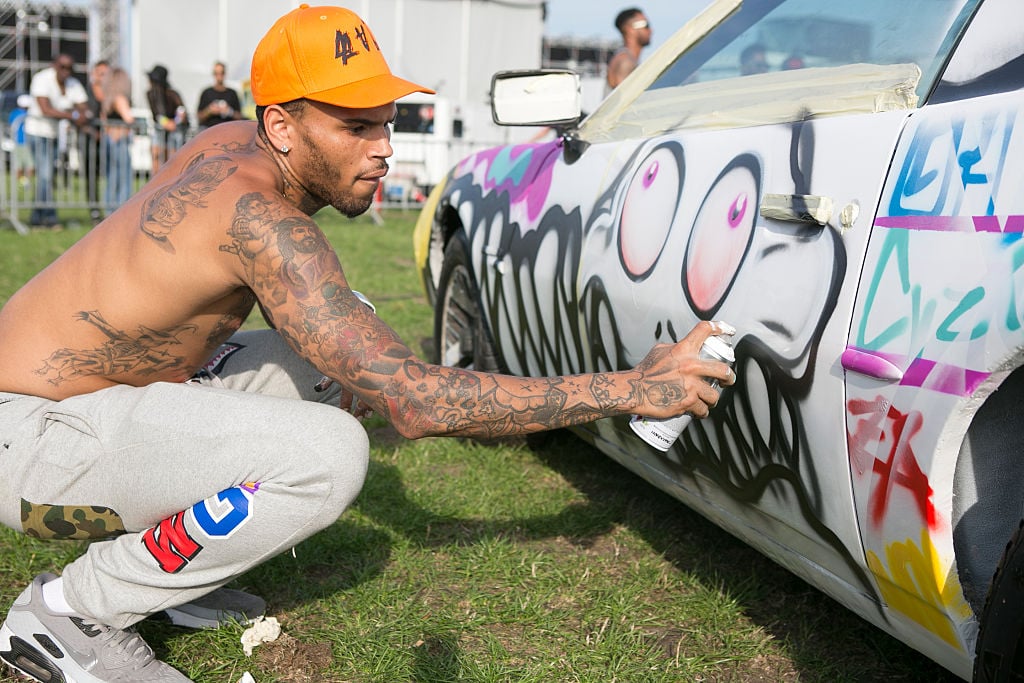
[213,65,226,86]
[55,57,74,84]
[288,100,395,218]
[290,223,319,253]
[630,15,652,47]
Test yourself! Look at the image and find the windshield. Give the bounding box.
[580,0,981,143]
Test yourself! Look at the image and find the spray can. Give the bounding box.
[629,334,735,451]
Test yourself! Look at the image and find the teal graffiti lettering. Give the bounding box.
[856,231,935,352]
[936,286,988,342]
[1006,240,1024,332]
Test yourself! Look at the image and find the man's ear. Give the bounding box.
[262,104,293,152]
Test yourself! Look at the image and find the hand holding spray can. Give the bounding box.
[629,330,735,451]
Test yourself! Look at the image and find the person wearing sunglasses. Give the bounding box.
[607,7,653,90]
[24,54,91,229]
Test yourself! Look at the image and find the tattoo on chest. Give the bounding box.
[140,153,237,251]
[35,310,199,385]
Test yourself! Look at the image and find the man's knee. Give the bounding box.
[293,408,370,519]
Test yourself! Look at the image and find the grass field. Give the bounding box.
[0,211,960,682]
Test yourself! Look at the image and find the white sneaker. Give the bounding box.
[0,573,192,682]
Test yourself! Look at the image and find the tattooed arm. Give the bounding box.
[223,199,732,440]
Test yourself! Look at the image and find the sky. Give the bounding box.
[543,0,710,53]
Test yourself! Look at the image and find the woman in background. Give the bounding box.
[101,67,136,210]
[146,64,189,173]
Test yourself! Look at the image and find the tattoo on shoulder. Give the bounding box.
[34,310,199,385]
[140,152,238,252]
[211,140,249,155]
[219,192,283,271]
[220,194,333,295]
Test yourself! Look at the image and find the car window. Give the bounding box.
[580,0,981,143]
[930,0,1024,103]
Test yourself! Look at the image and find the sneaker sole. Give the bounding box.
[1,617,114,683]
[1,623,68,683]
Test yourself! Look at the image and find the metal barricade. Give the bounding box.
[1,118,511,230]
[1,115,186,233]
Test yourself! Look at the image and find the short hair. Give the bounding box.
[614,8,643,33]
[254,99,307,137]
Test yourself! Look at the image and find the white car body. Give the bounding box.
[414,0,1024,678]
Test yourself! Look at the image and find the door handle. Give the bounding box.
[760,193,834,226]
[841,347,904,382]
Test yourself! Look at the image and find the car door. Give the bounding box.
[845,0,1024,673]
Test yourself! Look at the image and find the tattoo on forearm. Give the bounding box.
[589,374,634,411]
[35,310,198,385]
[371,361,631,439]
[141,153,237,251]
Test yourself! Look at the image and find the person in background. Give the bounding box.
[607,7,652,90]
[196,61,243,129]
[146,64,189,173]
[740,43,770,75]
[83,60,109,224]
[24,54,91,229]
[8,95,34,189]
[100,67,136,210]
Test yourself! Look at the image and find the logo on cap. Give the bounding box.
[337,24,378,66]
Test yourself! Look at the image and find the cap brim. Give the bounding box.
[305,73,435,109]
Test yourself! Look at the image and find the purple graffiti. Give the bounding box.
[875,214,1024,232]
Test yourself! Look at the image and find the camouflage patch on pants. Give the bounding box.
[21,499,127,540]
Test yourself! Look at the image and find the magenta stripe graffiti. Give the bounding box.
[873,215,1024,232]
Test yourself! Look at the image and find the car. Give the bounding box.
[411,0,1024,679]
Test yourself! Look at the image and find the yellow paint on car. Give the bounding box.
[413,176,449,274]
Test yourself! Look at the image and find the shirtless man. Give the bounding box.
[607,7,653,90]
[0,5,732,682]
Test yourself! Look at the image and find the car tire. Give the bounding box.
[433,237,503,373]
[974,518,1024,682]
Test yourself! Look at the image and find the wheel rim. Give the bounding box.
[439,263,478,368]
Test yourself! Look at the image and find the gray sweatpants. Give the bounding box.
[0,330,369,628]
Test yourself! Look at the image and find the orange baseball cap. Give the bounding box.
[250,4,434,109]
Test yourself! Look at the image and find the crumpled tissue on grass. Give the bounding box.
[241,615,282,656]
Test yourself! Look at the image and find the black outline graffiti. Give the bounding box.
[440,120,882,616]
[616,141,685,282]
[681,153,760,319]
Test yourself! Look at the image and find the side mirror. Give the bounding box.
[490,70,581,126]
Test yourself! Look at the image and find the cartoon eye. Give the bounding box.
[683,155,759,315]
[618,143,684,280]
